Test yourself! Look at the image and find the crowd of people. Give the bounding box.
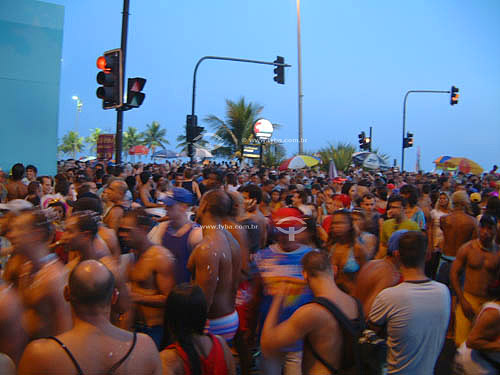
[0,159,500,375]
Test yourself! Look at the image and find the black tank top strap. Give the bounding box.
[46,336,84,375]
[108,332,137,374]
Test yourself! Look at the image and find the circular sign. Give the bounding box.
[254,119,273,140]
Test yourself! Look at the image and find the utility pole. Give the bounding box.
[189,55,291,162]
[401,89,452,171]
[115,0,130,164]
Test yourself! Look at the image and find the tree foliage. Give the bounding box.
[58,131,85,159]
[143,121,169,153]
[204,97,263,158]
[85,128,102,154]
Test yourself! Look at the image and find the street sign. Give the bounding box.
[253,119,273,140]
[242,144,260,159]
[97,134,115,160]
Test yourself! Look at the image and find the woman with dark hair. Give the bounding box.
[326,210,368,293]
[400,184,426,230]
[160,284,235,375]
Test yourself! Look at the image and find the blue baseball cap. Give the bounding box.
[162,188,194,206]
[387,229,408,256]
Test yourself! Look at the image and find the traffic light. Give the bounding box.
[273,56,285,84]
[186,115,204,143]
[364,135,372,151]
[403,132,414,148]
[358,131,366,150]
[450,86,459,105]
[96,49,123,109]
[126,78,146,108]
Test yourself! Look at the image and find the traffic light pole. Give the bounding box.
[115,0,130,165]
[401,89,450,171]
[190,56,291,162]
[369,126,372,152]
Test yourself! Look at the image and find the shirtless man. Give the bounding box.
[188,189,242,342]
[62,211,130,325]
[261,250,360,375]
[0,282,28,365]
[439,191,478,284]
[354,230,407,316]
[8,210,72,339]
[451,214,500,346]
[103,179,130,232]
[119,209,175,349]
[18,260,162,375]
[240,184,268,249]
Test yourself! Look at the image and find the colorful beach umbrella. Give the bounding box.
[279,155,320,170]
[447,157,484,175]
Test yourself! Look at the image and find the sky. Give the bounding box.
[48,0,500,171]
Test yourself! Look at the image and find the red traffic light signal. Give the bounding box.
[96,49,123,109]
[126,77,146,108]
[450,86,459,106]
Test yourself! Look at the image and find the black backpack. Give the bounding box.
[306,297,386,375]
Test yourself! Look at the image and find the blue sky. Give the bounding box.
[48,0,500,171]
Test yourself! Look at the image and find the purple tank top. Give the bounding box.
[162,223,197,284]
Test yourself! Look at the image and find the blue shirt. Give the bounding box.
[255,244,315,352]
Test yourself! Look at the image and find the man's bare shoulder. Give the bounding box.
[148,245,175,263]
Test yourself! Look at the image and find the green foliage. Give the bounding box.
[262,142,287,168]
[143,121,169,153]
[317,142,356,172]
[123,127,144,159]
[85,128,102,154]
[204,97,263,158]
[58,131,85,159]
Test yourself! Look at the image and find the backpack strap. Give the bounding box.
[304,338,338,374]
[309,297,365,374]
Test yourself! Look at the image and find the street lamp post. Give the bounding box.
[296,0,304,154]
[72,96,83,135]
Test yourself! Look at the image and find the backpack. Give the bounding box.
[307,297,386,375]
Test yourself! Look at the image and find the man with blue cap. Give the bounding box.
[149,188,202,284]
[354,230,408,316]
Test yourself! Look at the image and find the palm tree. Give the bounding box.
[317,142,356,172]
[85,128,103,155]
[176,124,209,152]
[143,121,169,155]
[204,97,263,158]
[123,127,144,160]
[58,131,85,159]
[262,142,287,167]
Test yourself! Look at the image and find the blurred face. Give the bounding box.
[63,216,85,250]
[361,197,375,213]
[438,194,449,208]
[26,168,36,181]
[105,182,123,202]
[271,191,280,202]
[175,175,183,187]
[166,202,187,222]
[348,185,357,201]
[479,224,496,246]
[118,216,142,250]
[352,213,365,232]
[242,192,256,212]
[41,177,52,195]
[292,193,302,206]
[9,213,39,252]
[388,201,403,220]
[331,214,351,237]
[52,206,65,222]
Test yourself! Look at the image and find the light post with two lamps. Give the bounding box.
[71,95,83,135]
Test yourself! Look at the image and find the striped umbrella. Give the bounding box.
[279,155,320,170]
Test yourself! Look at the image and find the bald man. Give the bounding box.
[188,190,242,342]
[103,179,130,232]
[18,260,162,375]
